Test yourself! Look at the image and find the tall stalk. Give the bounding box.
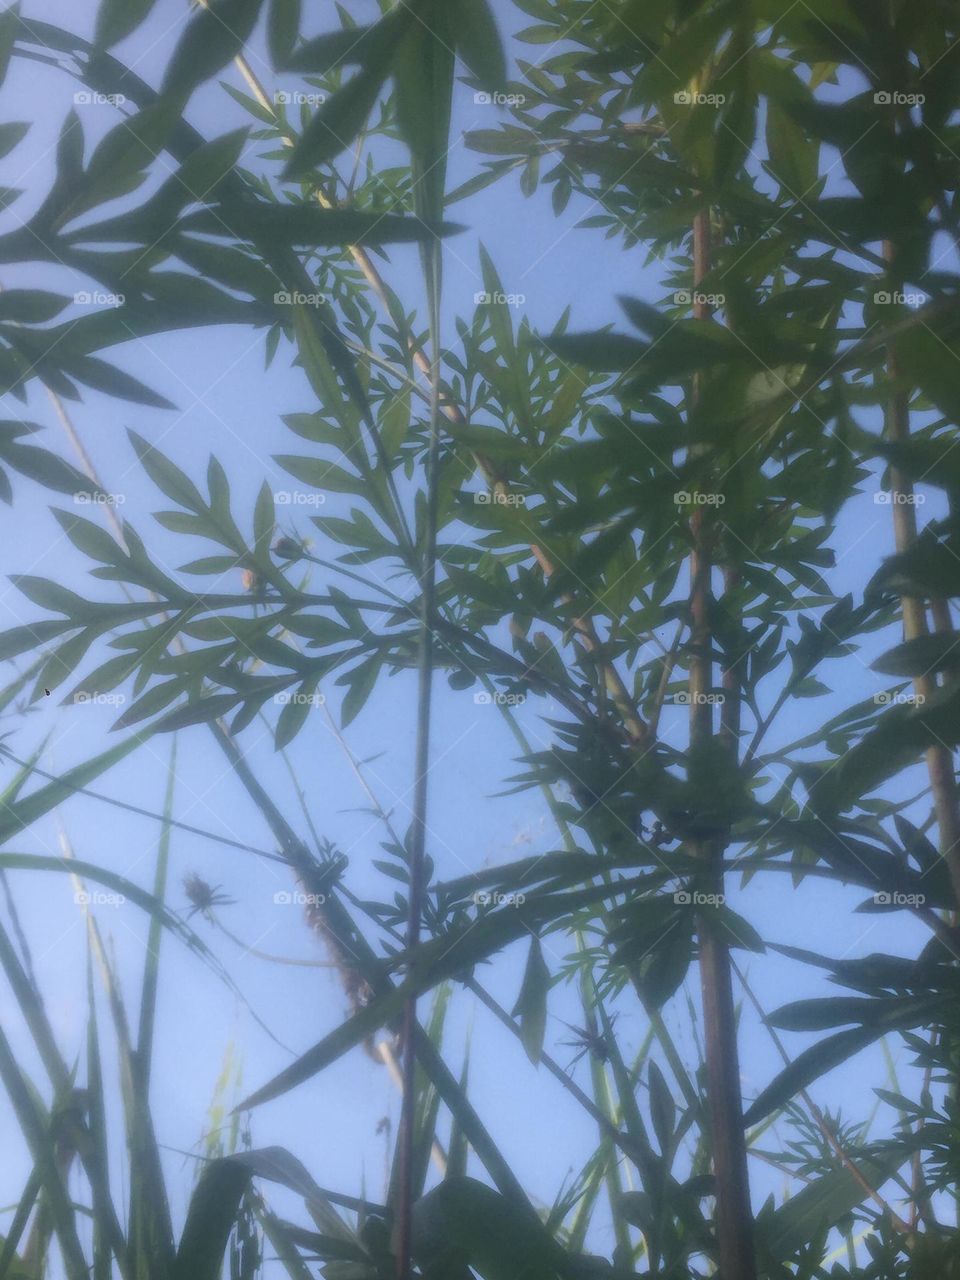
[882,237,960,906]
[688,207,757,1279]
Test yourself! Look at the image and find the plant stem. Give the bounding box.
[882,238,960,907]
[688,207,756,1280]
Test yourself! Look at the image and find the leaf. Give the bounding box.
[872,633,960,677]
[161,0,265,101]
[648,1061,675,1155]
[510,936,549,1065]
[283,7,410,176]
[743,1026,880,1126]
[95,0,161,48]
[129,430,206,513]
[455,0,507,93]
[173,1158,252,1280]
[266,0,299,65]
[0,441,97,495]
[339,654,381,728]
[412,1176,560,1280]
[765,1151,907,1259]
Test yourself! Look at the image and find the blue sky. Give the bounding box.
[0,0,945,1270]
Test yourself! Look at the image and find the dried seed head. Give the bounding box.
[183,873,235,918]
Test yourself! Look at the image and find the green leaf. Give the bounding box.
[412,1177,560,1280]
[339,654,381,728]
[161,0,265,101]
[95,0,161,47]
[872,633,960,677]
[266,0,300,65]
[173,1158,252,1280]
[455,0,507,93]
[743,1026,880,1126]
[510,936,549,1065]
[765,1151,907,1259]
[648,1061,675,1156]
[129,430,207,513]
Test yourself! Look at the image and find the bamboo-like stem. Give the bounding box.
[687,208,757,1280]
[881,239,960,907]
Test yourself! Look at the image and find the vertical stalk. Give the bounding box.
[882,239,960,906]
[688,208,757,1279]
[397,240,443,1280]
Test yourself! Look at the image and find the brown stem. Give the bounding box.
[688,209,757,1280]
[882,239,960,907]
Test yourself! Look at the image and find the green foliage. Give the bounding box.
[2,0,960,1276]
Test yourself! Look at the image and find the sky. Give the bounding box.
[0,0,945,1273]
